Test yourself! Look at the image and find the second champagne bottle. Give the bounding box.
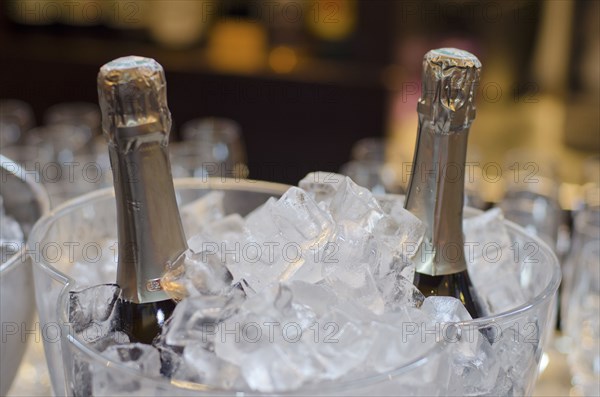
[404,48,485,319]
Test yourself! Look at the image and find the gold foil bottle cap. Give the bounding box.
[417,48,481,134]
[97,56,171,146]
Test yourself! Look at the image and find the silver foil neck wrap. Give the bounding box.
[97,56,187,303]
[417,48,481,134]
[98,56,171,147]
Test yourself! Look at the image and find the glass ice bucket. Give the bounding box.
[29,179,561,396]
[0,157,50,395]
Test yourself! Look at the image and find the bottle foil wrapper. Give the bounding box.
[417,48,481,134]
[97,56,172,147]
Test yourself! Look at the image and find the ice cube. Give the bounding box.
[448,335,500,396]
[298,171,345,204]
[324,267,384,315]
[487,369,515,397]
[103,343,162,375]
[370,204,425,287]
[242,188,335,290]
[269,187,335,246]
[213,284,316,376]
[155,342,183,378]
[92,343,162,394]
[329,177,384,232]
[308,304,376,380]
[180,191,225,237]
[420,296,473,324]
[187,213,248,254]
[463,208,512,249]
[322,242,384,312]
[492,325,538,395]
[323,221,379,275]
[374,203,426,255]
[89,331,130,352]
[366,307,434,373]
[376,194,404,214]
[161,250,234,300]
[67,285,132,359]
[214,283,382,392]
[69,284,121,335]
[376,272,425,312]
[173,343,244,389]
[464,208,526,314]
[293,219,374,285]
[164,291,244,347]
[418,296,503,396]
[320,222,384,313]
[287,281,338,318]
[240,343,317,392]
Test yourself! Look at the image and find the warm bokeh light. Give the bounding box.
[268,46,298,74]
[148,0,207,49]
[206,20,268,73]
[305,0,357,41]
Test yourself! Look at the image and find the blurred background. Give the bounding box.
[0,0,597,186]
[0,1,599,396]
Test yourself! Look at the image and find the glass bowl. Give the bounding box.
[28,178,560,396]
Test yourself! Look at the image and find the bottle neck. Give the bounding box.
[110,125,187,304]
[404,114,470,276]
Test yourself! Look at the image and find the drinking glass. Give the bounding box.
[43,102,101,136]
[25,124,95,205]
[500,149,561,250]
[582,154,600,186]
[340,138,402,194]
[566,241,600,396]
[561,196,600,334]
[43,102,105,198]
[499,182,561,251]
[0,146,53,178]
[29,179,560,396]
[0,99,35,146]
[0,156,50,395]
[172,118,248,179]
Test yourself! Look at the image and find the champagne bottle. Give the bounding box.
[404,48,484,319]
[98,56,188,343]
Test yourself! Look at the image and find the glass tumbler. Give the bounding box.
[500,149,561,251]
[0,156,50,395]
[0,99,35,146]
[44,102,101,136]
[561,200,600,333]
[340,137,401,194]
[172,118,248,179]
[25,124,95,205]
[29,179,560,396]
[566,242,600,396]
